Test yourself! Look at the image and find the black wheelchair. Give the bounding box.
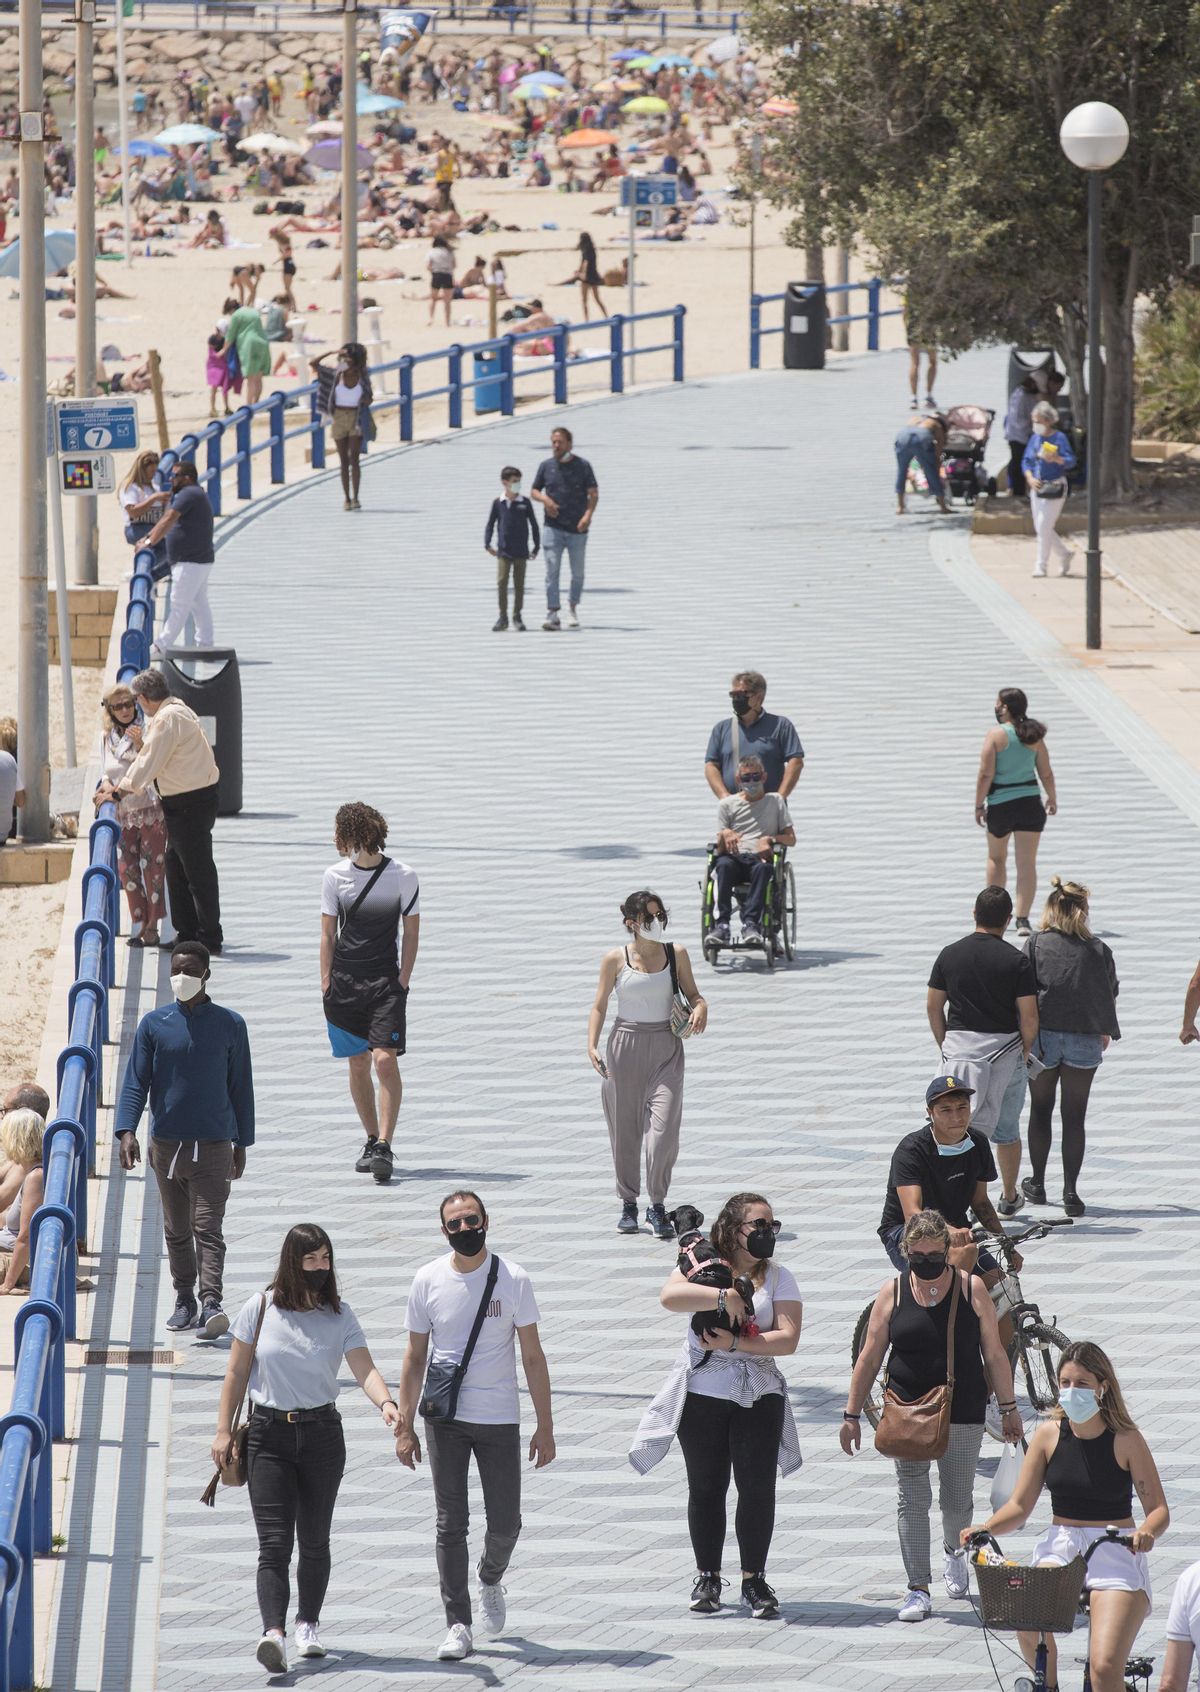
[699,843,796,969]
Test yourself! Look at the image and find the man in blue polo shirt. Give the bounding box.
[704,670,805,798]
[531,425,598,632]
[147,460,217,656]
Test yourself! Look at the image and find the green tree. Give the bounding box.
[746,0,1200,496]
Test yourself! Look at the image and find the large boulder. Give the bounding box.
[159,33,207,62]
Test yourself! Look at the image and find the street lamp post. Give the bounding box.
[1059,101,1130,652]
[341,0,359,346]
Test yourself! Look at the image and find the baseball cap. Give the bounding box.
[926,1075,975,1105]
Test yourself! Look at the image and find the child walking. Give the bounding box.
[207,332,236,417]
[484,465,540,631]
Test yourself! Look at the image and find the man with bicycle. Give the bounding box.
[878,1076,1023,1291]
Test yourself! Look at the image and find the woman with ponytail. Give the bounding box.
[975,687,1056,938]
[1022,877,1120,1216]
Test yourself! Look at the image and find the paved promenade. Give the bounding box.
[48,346,1200,1690]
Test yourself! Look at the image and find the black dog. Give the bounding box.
[668,1204,756,1364]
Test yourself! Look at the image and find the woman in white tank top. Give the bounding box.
[588,891,708,1240]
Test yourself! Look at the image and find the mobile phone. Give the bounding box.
[596,1058,609,1079]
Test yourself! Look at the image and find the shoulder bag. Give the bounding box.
[665,942,694,1040]
[419,1255,501,1423]
[200,1291,268,1506]
[874,1270,960,1461]
[336,856,390,944]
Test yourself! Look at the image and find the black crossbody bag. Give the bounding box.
[420,1255,501,1423]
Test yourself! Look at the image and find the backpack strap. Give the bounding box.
[339,856,389,938]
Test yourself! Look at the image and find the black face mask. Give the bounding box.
[745,1222,776,1260]
[730,692,751,716]
[994,706,1005,723]
[910,1254,948,1280]
[302,1267,331,1295]
[450,1225,486,1258]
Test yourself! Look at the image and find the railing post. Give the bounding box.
[673,304,685,382]
[309,385,326,469]
[269,391,286,483]
[499,336,515,416]
[866,277,882,352]
[609,314,625,394]
[552,325,568,406]
[235,407,252,500]
[448,344,463,429]
[399,356,414,441]
[206,422,223,518]
[178,431,198,466]
[749,293,762,369]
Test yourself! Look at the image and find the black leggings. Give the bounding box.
[1009,438,1028,498]
[246,1411,346,1632]
[676,1390,785,1573]
[1027,1063,1096,1190]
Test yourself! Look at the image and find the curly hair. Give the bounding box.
[334,801,388,857]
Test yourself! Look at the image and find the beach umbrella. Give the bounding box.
[610,47,643,60]
[155,122,222,145]
[760,96,797,117]
[705,33,740,63]
[358,90,405,114]
[517,69,567,86]
[625,55,655,69]
[239,132,305,154]
[622,95,670,113]
[305,139,375,171]
[307,119,343,137]
[559,127,621,149]
[113,138,169,158]
[0,228,76,278]
[512,80,564,100]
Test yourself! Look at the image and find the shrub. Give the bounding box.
[1135,287,1200,441]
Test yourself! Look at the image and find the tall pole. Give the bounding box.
[748,132,761,307]
[341,0,358,345]
[833,242,850,353]
[18,0,51,842]
[115,0,132,266]
[1085,168,1103,651]
[73,0,98,584]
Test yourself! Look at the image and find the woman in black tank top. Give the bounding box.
[965,1340,1169,1692]
[840,1209,1021,1623]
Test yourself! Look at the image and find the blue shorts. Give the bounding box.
[326,1021,370,1058]
[989,1060,1027,1146]
[1036,1029,1104,1070]
[881,1223,998,1277]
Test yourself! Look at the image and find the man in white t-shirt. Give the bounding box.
[711,754,796,945]
[395,1191,555,1663]
[1160,1561,1200,1690]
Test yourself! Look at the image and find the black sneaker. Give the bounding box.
[689,1571,723,1613]
[513,613,526,631]
[1062,1189,1086,1217]
[371,1140,395,1184]
[997,1190,1025,1217]
[355,1137,379,1173]
[741,1573,779,1619]
[646,1203,675,1241]
[199,1301,230,1340]
[1014,916,1032,941]
[1021,1176,1047,1204]
[617,1200,639,1234]
[166,1295,197,1332]
[492,616,509,631]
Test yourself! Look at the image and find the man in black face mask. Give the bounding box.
[395,1192,556,1663]
[704,669,805,801]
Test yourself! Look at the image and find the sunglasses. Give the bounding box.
[110,700,137,712]
[743,1219,782,1237]
[445,1214,483,1232]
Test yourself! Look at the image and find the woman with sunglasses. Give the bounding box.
[97,684,166,947]
[588,890,707,1240]
[118,449,168,576]
[632,1192,802,1619]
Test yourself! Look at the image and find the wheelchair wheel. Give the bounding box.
[782,863,796,960]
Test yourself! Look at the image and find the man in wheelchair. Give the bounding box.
[710,756,795,945]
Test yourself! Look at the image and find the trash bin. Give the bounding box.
[159,648,243,816]
[783,281,826,370]
[473,349,504,415]
[1007,347,1056,402]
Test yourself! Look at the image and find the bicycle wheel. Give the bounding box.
[850,1298,883,1430]
[1016,1321,1069,1417]
[783,863,796,960]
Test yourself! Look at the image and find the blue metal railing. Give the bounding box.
[144,305,684,530]
[749,278,905,369]
[0,805,119,1691]
[122,0,741,39]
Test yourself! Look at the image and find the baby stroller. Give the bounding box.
[940,405,997,505]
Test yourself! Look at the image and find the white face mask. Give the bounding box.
[505,480,521,494]
[637,919,667,942]
[170,972,204,1002]
[1033,424,1049,437]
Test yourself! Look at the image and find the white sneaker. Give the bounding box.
[943,1550,969,1598]
[437,1623,474,1661]
[1058,550,1075,576]
[255,1630,288,1673]
[565,606,580,628]
[897,1588,932,1623]
[542,611,560,631]
[477,1576,507,1637]
[1031,567,1047,578]
[294,1621,326,1659]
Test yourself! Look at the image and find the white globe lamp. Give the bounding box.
[1059,102,1129,172]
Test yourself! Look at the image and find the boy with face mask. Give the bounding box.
[114,940,255,1337]
[484,465,539,632]
[711,757,796,945]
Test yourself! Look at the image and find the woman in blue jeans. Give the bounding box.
[895,411,949,515]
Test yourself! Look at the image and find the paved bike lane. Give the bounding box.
[58,347,1200,1690]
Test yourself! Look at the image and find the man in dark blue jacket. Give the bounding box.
[115,940,255,1338]
[484,464,540,632]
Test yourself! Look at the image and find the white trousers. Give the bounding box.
[158,562,214,648]
[1029,492,1070,573]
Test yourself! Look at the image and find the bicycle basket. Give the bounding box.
[973,1556,1085,1633]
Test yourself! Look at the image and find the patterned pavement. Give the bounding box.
[47,346,1200,1690]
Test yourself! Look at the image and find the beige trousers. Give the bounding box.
[602,1018,684,1205]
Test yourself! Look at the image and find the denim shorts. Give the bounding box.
[1036,1029,1104,1070]
[989,1061,1027,1146]
[881,1224,997,1277]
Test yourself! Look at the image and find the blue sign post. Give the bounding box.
[56,399,140,454]
[620,176,678,378]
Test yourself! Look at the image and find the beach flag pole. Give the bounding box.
[73,0,99,585]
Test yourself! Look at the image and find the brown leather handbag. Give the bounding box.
[874,1271,960,1461]
[200,1292,267,1506]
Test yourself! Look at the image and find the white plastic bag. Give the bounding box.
[990,1442,1024,1512]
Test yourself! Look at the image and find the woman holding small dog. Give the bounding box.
[629,1192,802,1620]
[588,890,707,1241]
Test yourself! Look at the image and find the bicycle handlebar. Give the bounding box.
[968,1216,1075,1249]
[967,1526,1137,1563]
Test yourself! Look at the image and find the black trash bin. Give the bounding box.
[1007,347,1056,403]
[160,648,243,816]
[783,281,826,370]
